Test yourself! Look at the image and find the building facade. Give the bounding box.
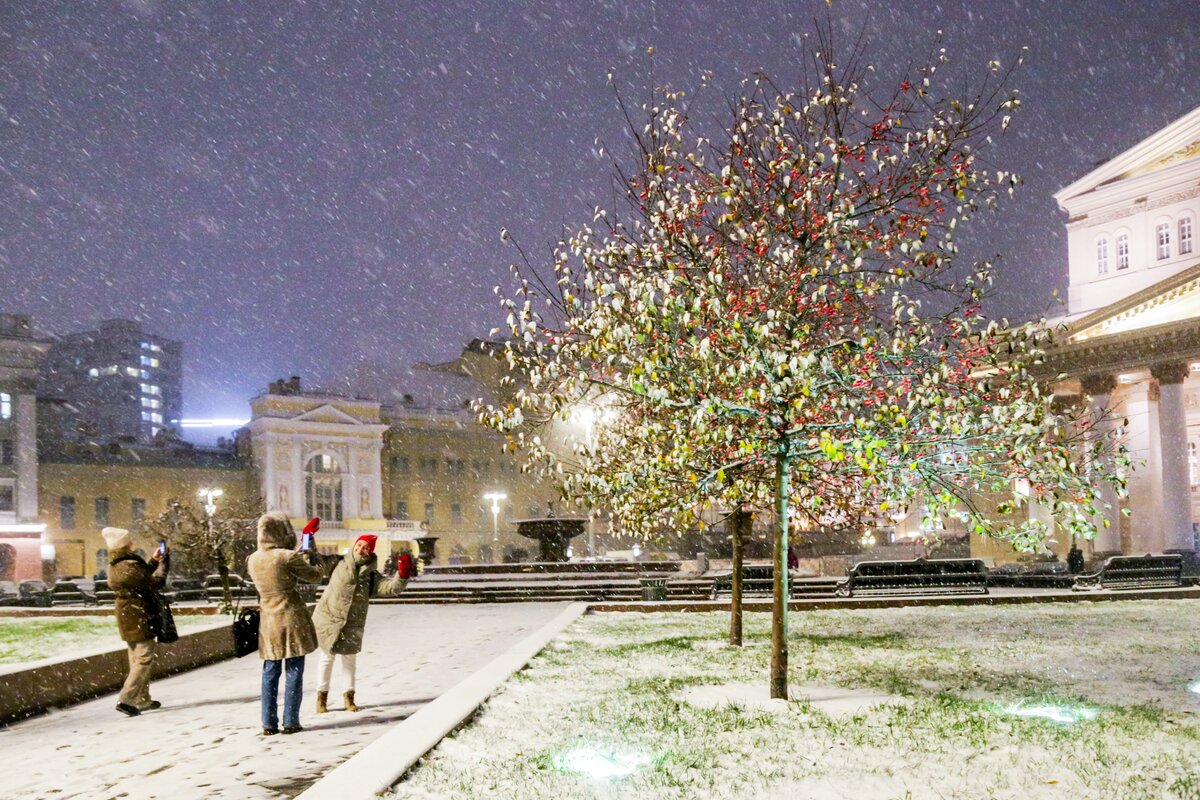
[972,104,1200,566]
[0,315,50,582]
[39,319,183,443]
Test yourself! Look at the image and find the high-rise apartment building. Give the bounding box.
[39,319,182,443]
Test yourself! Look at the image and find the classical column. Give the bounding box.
[1152,363,1196,561]
[290,441,304,517]
[1122,376,1164,554]
[1080,373,1122,555]
[14,394,37,522]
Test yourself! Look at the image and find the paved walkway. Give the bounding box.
[0,603,569,799]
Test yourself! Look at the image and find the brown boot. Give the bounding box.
[344,690,359,712]
[316,691,328,714]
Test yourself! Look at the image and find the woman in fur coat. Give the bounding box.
[311,535,415,712]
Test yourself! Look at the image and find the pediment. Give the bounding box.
[1070,263,1200,343]
[293,404,364,425]
[1055,104,1200,204]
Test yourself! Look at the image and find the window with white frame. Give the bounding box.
[1116,234,1130,270]
[1157,222,1172,260]
[1181,216,1194,256]
[0,393,10,420]
[1096,236,1109,274]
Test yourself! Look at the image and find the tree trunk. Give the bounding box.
[729,507,750,647]
[770,449,790,699]
[216,558,233,612]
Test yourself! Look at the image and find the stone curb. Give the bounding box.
[0,620,235,725]
[296,602,589,800]
[587,585,1200,613]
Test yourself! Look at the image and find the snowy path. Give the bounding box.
[0,603,568,800]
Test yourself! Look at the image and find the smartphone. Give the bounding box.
[300,532,315,551]
[158,539,167,556]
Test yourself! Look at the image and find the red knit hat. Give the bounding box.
[355,534,378,554]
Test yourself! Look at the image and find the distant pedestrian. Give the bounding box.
[106,526,169,717]
[312,535,415,713]
[246,512,324,736]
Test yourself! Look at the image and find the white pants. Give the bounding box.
[316,650,357,692]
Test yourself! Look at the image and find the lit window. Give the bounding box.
[1157,222,1171,260]
[1181,217,1194,256]
[149,412,162,424]
[88,368,100,378]
[1096,236,1109,275]
[141,411,151,421]
[1116,234,1130,270]
[140,370,150,380]
[0,393,9,420]
[139,355,159,368]
[141,397,152,408]
[140,384,161,396]
[124,366,139,377]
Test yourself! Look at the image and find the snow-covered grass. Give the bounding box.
[0,615,226,666]
[393,601,1200,800]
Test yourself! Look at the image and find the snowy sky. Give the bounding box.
[2,0,1198,427]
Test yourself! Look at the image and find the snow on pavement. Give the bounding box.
[0,603,569,799]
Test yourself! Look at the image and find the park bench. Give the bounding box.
[710,563,777,600]
[49,580,98,606]
[1071,553,1183,592]
[835,557,989,597]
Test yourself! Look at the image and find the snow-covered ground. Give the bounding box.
[0,603,569,799]
[0,614,223,665]
[394,601,1200,800]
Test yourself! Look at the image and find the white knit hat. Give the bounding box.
[101,527,133,550]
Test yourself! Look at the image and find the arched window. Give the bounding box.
[1116,234,1130,270]
[1180,216,1194,256]
[1096,236,1110,275]
[305,454,343,522]
[1157,222,1172,260]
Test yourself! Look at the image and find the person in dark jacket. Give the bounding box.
[311,535,414,713]
[246,512,324,735]
[105,526,169,717]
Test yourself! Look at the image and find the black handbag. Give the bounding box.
[145,590,179,644]
[232,608,260,657]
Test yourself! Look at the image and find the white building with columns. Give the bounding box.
[1032,104,1200,564]
[244,376,416,550]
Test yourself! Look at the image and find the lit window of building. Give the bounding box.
[1157,222,1172,260]
[1116,234,1130,270]
[1096,236,1109,274]
[0,393,9,420]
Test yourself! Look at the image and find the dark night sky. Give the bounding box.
[2,0,1199,431]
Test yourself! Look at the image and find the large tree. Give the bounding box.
[143,496,261,611]
[481,32,1127,698]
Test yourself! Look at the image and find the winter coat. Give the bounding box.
[246,513,324,660]
[312,552,407,655]
[109,547,168,643]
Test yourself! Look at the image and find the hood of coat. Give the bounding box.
[108,544,139,565]
[257,512,296,550]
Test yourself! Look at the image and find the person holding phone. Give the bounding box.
[246,512,324,735]
[105,526,169,716]
[311,534,416,713]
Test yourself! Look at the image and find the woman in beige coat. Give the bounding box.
[246,512,324,735]
[311,535,413,713]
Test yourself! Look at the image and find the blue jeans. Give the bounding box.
[261,656,305,730]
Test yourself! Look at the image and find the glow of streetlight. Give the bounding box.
[483,491,507,541]
[198,487,224,516]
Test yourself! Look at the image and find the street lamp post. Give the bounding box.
[197,487,226,606]
[483,491,507,565]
